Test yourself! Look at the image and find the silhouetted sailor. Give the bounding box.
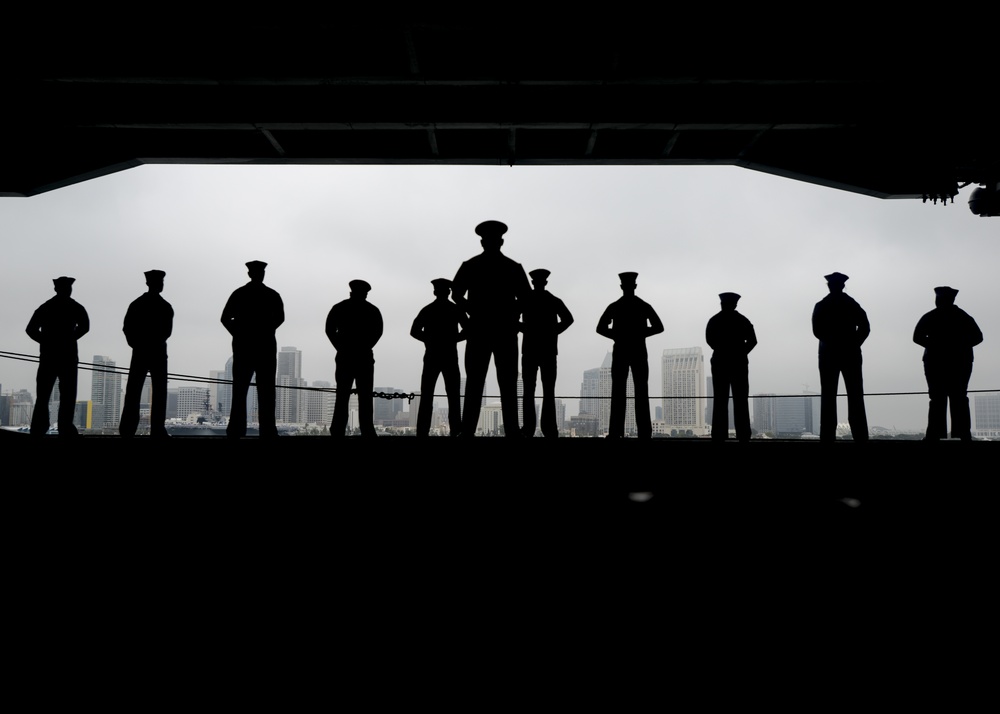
[327,280,383,438]
[706,292,757,442]
[913,286,983,441]
[519,268,574,438]
[411,278,468,437]
[25,276,90,437]
[119,270,173,438]
[812,272,870,442]
[452,220,531,438]
[221,260,284,438]
[597,272,664,438]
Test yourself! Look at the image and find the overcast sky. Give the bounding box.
[1,164,996,431]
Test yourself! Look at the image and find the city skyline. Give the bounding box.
[1,164,997,433]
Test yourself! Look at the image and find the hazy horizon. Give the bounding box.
[2,164,997,433]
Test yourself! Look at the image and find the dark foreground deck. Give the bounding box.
[5,434,994,701]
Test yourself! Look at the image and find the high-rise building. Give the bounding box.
[90,355,122,430]
[277,346,306,424]
[773,393,820,437]
[752,394,777,435]
[305,381,335,426]
[579,367,601,419]
[661,347,706,435]
[974,393,1000,437]
[373,386,405,424]
[177,387,211,420]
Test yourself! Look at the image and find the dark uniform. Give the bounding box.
[326,280,383,437]
[812,272,869,442]
[597,272,664,438]
[519,269,574,438]
[452,220,531,437]
[221,260,284,438]
[25,276,90,437]
[410,278,467,437]
[706,292,757,442]
[913,286,983,440]
[119,270,173,437]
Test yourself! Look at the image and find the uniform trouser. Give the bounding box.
[331,352,375,436]
[119,352,167,436]
[711,355,750,441]
[228,344,277,437]
[819,350,868,441]
[924,360,973,439]
[522,352,558,437]
[31,356,78,436]
[610,346,651,438]
[462,334,519,437]
[416,350,461,436]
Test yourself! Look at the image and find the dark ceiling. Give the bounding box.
[4,18,997,207]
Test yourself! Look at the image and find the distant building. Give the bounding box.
[177,386,211,420]
[305,381,335,426]
[752,394,777,435]
[661,347,706,436]
[90,355,122,430]
[974,393,1000,438]
[373,386,405,425]
[74,401,92,430]
[773,392,820,437]
[5,389,35,427]
[277,346,307,424]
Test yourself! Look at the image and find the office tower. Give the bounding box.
[477,403,505,436]
[774,392,820,437]
[166,388,179,420]
[579,368,601,418]
[975,393,1000,431]
[277,346,306,424]
[373,386,405,424]
[6,389,35,427]
[74,401,91,430]
[305,381,335,426]
[176,387,211,420]
[91,355,122,430]
[661,347,705,435]
[752,394,777,436]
